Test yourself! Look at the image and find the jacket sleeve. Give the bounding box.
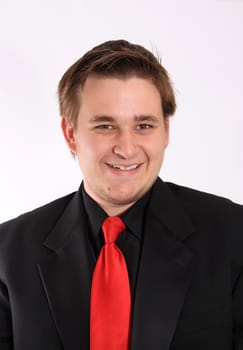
[232,204,243,349]
[233,266,243,349]
[0,279,13,349]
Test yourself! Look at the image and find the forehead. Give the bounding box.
[79,75,162,108]
[76,76,164,123]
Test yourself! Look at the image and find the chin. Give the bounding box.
[108,188,145,205]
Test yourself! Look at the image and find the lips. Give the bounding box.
[106,163,141,171]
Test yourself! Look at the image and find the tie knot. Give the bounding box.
[102,216,125,243]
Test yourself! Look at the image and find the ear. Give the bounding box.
[164,117,170,148]
[61,117,76,154]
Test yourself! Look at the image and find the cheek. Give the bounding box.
[144,136,166,158]
[77,136,111,162]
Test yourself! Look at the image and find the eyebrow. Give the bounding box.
[89,115,160,123]
[89,116,115,123]
[134,115,159,123]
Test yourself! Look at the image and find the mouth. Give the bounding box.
[106,163,141,171]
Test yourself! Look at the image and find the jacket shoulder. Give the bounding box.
[164,181,243,239]
[0,192,76,239]
[165,181,242,210]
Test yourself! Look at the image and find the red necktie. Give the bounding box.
[90,216,131,350]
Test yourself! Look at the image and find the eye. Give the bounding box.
[136,124,152,130]
[95,124,113,129]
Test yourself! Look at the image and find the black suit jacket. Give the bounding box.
[0,178,243,349]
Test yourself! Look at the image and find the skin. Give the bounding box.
[62,75,170,216]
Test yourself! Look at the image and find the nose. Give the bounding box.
[113,129,137,159]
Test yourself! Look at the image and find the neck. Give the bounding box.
[101,202,135,216]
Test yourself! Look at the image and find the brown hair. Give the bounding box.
[58,39,176,126]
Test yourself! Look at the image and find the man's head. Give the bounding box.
[59,40,176,215]
[58,39,176,127]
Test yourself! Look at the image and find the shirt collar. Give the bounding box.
[81,182,152,240]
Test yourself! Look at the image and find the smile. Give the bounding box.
[107,163,140,171]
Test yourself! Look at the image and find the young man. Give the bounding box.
[0,40,243,350]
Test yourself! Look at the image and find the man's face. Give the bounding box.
[62,75,169,215]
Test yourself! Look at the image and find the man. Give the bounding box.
[0,40,243,350]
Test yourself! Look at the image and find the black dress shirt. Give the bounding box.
[81,183,152,297]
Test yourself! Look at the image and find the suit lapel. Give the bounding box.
[37,190,94,349]
[130,179,195,350]
[37,179,195,350]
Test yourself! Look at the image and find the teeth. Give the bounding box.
[110,164,139,171]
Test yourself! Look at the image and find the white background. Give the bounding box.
[0,0,242,222]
